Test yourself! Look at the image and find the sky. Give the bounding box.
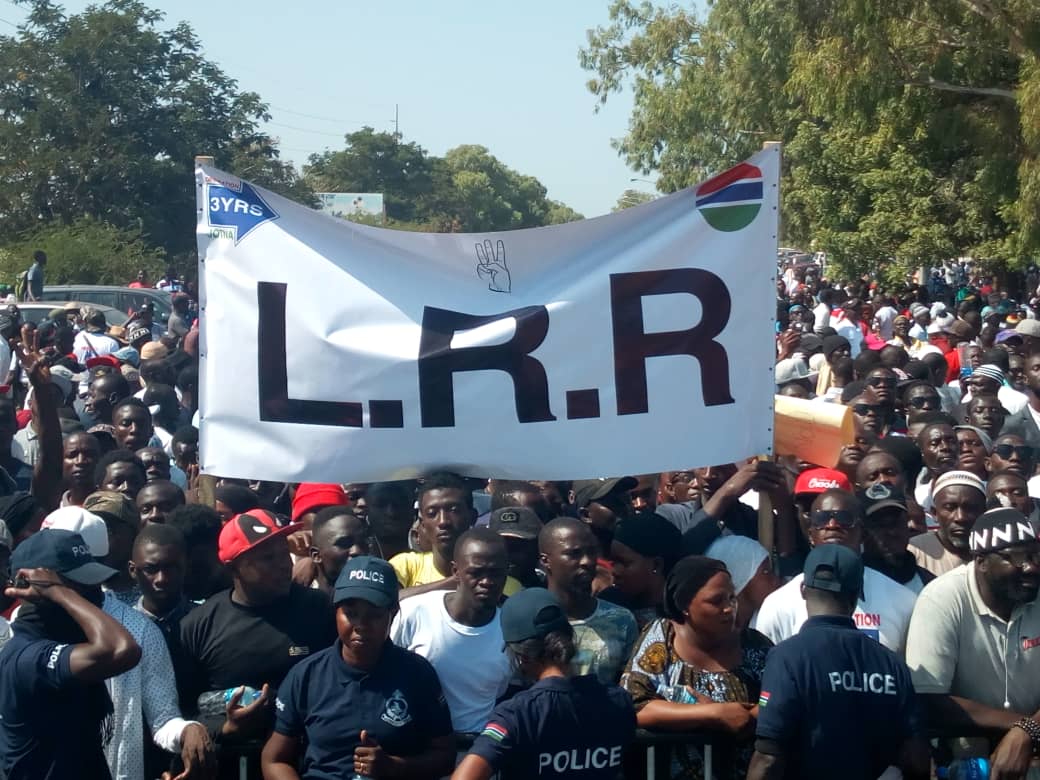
[0,0,660,218]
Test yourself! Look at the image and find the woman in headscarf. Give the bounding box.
[619,556,772,780]
[599,513,682,629]
[888,315,912,349]
[705,537,779,630]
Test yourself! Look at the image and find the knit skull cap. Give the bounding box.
[932,470,986,499]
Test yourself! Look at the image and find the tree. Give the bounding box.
[581,0,1040,276]
[0,0,287,258]
[613,188,656,211]
[304,128,435,224]
[305,130,583,232]
[0,217,164,284]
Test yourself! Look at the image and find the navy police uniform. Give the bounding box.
[274,638,453,780]
[469,674,635,780]
[754,614,921,779]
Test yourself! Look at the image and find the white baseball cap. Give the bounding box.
[41,506,109,557]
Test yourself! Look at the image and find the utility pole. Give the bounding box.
[392,104,400,139]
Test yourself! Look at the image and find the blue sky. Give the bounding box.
[0,0,662,217]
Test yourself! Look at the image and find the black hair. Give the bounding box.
[176,364,198,393]
[171,426,198,449]
[93,371,131,400]
[982,348,1011,373]
[899,379,935,402]
[213,484,261,515]
[366,481,414,507]
[662,556,729,621]
[112,396,150,416]
[840,380,867,404]
[418,471,474,511]
[313,504,364,540]
[921,352,948,377]
[491,480,541,511]
[167,504,221,549]
[453,526,505,561]
[140,359,176,387]
[878,344,908,369]
[133,522,186,556]
[913,411,958,429]
[968,395,1005,414]
[32,250,46,264]
[94,449,146,488]
[853,350,882,379]
[507,625,576,668]
[831,356,854,383]
[142,383,181,432]
[538,516,592,554]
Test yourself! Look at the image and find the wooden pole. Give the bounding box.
[759,141,782,559]
[193,155,216,507]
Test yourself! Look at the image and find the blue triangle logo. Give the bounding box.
[207,179,279,244]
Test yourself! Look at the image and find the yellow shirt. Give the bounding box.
[389,551,522,596]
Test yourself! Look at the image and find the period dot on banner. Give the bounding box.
[566,389,601,420]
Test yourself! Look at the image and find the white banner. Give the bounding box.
[196,149,779,483]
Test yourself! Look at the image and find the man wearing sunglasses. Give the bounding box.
[907,508,1040,780]
[754,489,917,654]
[987,433,1037,487]
[901,381,942,423]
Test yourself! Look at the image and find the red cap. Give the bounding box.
[86,354,121,369]
[291,483,348,522]
[218,510,298,564]
[794,468,852,496]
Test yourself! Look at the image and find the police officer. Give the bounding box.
[746,545,929,780]
[452,587,635,780]
[261,556,456,780]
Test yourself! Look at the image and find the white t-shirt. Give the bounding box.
[73,330,119,364]
[752,566,917,654]
[873,306,898,341]
[391,590,510,733]
[813,302,832,332]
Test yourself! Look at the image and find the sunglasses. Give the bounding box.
[908,395,940,409]
[852,403,883,416]
[994,548,1040,569]
[993,444,1034,460]
[810,509,859,528]
[867,377,896,389]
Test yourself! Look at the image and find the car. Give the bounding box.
[40,285,172,322]
[14,302,127,331]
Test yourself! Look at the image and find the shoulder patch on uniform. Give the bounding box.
[758,691,770,707]
[481,723,508,742]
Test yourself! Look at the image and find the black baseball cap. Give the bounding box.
[572,477,637,509]
[500,587,570,643]
[857,483,907,518]
[489,506,543,540]
[803,544,863,596]
[11,529,117,586]
[333,556,399,609]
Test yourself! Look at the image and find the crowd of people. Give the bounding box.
[0,258,1039,779]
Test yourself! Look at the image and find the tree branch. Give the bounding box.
[956,0,1028,56]
[904,77,1015,99]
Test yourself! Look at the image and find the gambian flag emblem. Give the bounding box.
[481,723,508,742]
[695,162,763,232]
[758,691,770,707]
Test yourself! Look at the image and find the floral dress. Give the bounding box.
[620,618,772,780]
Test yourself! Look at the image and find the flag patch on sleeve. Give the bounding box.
[758,692,770,707]
[481,723,508,742]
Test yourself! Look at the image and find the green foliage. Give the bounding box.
[0,217,164,285]
[581,0,1040,274]
[0,0,301,258]
[613,188,656,211]
[304,129,583,232]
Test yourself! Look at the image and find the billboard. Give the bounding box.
[316,192,385,224]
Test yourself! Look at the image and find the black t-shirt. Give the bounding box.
[0,632,112,780]
[469,675,636,780]
[178,584,335,722]
[274,640,453,780]
[755,615,921,779]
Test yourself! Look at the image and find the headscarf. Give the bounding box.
[954,425,994,454]
[662,556,729,622]
[706,536,769,595]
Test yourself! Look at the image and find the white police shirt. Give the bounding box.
[752,566,917,655]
